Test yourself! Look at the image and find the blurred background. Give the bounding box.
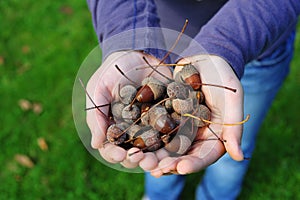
[0,1,299,199]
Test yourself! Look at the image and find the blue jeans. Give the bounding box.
[145,32,295,200]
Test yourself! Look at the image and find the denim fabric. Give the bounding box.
[145,32,295,200]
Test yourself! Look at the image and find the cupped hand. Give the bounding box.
[85,50,172,170]
[151,55,245,177]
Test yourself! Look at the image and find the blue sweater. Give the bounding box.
[86,0,299,79]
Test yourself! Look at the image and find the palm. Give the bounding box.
[86,51,173,168]
[150,55,245,176]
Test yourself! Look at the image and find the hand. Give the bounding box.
[151,55,245,177]
[85,50,173,170]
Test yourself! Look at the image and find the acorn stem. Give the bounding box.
[115,64,139,86]
[182,114,250,126]
[135,63,190,70]
[200,83,237,93]
[85,103,111,111]
[158,19,189,65]
[142,56,173,82]
[207,126,226,143]
[147,19,189,77]
[79,78,110,124]
[179,75,237,93]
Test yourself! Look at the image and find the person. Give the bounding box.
[85,0,299,199]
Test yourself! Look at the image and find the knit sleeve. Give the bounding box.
[184,0,300,79]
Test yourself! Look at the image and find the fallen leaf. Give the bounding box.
[21,45,31,54]
[14,154,34,168]
[37,137,48,151]
[18,99,32,111]
[0,56,4,65]
[60,5,73,15]
[32,103,43,114]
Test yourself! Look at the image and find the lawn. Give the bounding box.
[0,1,299,199]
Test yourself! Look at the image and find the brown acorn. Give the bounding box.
[148,105,176,134]
[175,64,201,90]
[136,77,166,103]
[106,122,129,145]
[133,126,161,151]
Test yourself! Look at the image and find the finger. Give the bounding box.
[157,157,180,174]
[99,143,127,164]
[86,110,108,149]
[176,140,225,174]
[139,152,158,171]
[223,125,244,161]
[221,77,244,161]
[150,169,164,178]
[121,148,144,169]
[155,148,170,161]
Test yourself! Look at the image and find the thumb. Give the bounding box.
[223,125,244,161]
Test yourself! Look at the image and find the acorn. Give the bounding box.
[122,104,140,123]
[126,124,142,140]
[194,104,211,127]
[175,64,201,90]
[119,84,137,104]
[111,102,125,120]
[167,81,189,99]
[136,77,166,103]
[164,135,192,155]
[172,98,194,115]
[133,126,161,151]
[148,105,176,134]
[106,122,129,145]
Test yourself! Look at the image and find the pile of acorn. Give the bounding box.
[106,63,211,156]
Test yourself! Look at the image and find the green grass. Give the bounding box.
[0,1,299,199]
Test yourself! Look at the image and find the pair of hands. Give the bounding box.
[86,50,244,177]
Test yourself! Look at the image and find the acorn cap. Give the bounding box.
[175,64,201,90]
[106,122,129,145]
[180,64,199,80]
[126,124,142,139]
[167,81,189,99]
[148,105,168,127]
[134,126,160,151]
[142,77,166,100]
[121,104,140,123]
[119,84,137,104]
[111,102,125,120]
[172,98,194,115]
